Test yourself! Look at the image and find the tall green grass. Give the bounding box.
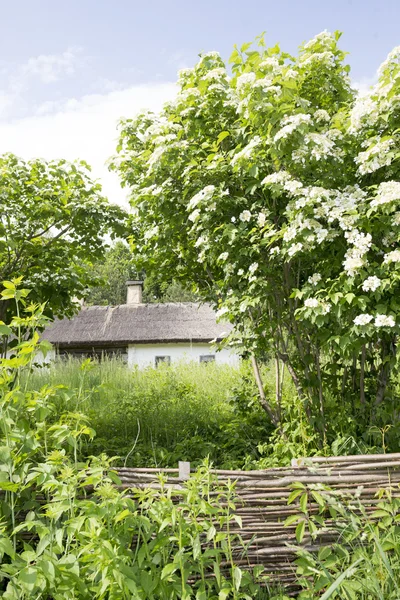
[26,357,273,468]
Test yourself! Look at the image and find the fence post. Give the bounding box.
[179,461,190,480]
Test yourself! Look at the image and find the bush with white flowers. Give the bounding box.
[112,32,400,439]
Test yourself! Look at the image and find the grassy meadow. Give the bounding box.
[25,357,276,469]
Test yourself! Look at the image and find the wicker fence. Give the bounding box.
[116,453,400,590]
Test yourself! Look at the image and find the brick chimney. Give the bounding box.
[126,280,143,305]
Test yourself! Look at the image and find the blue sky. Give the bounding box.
[0,0,399,203]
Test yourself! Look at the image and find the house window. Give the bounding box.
[200,355,215,364]
[155,355,171,367]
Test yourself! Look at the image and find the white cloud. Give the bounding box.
[21,46,83,83]
[0,82,177,206]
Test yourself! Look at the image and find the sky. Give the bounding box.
[1,0,399,206]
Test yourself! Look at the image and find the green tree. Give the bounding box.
[85,242,198,305]
[0,153,127,322]
[111,32,400,445]
[85,241,138,305]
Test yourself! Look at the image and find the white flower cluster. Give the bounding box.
[371,181,400,208]
[239,210,252,222]
[218,252,229,261]
[178,67,194,79]
[236,72,256,91]
[274,113,311,142]
[356,139,394,175]
[231,136,261,166]
[188,185,215,210]
[353,314,373,326]
[384,249,400,264]
[292,131,343,163]
[300,52,335,68]
[203,68,228,81]
[308,273,322,285]
[287,242,303,256]
[378,45,400,78]
[375,314,396,327]
[262,171,303,195]
[270,246,280,255]
[349,95,380,133]
[353,313,395,327]
[257,212,267,227]
[314,109,330,123]
[177,88,201,102]
[343,229,372,277]
[249,262,258,273]
[361,276,381,292]
[304,297,331,314]
[259,57,281,70]
[302,30,336,51]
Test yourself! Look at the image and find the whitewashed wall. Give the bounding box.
[34,349,56,364]
[128,343,240,369]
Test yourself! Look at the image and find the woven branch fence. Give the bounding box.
[116,453,400,591]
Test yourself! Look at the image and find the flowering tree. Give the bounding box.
[0,154,127,323]
[112,32,400,441]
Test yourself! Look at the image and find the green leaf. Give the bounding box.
[19,567,37,591]
[114,509,130,523]
[161,563,177,580]
[217,131,230,145]
[233,566,242,591]
[40,560,55,583]
[287,489,303,505]
[295,520,306,543]
[0,324,12,336]
[299,492,308,513]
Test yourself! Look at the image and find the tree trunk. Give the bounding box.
[360,344,366,406]
[250,354,280,429]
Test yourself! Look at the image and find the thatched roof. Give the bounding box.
[43,303,231,347]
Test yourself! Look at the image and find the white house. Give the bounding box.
[42,281,240,368]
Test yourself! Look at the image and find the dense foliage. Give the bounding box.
[0,282,270,599]
[111,32,400,447]
[0,154,126,323]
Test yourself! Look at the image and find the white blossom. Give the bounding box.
[353,314,374,326]
[371,181,400,207]
[270,246,280,255]
[239,210,252,222]
[259,57,280,70]
[274,113,311,142]
[349,95,379,133]
[362,276,381,292]
[343,256,365,276]
[287,242,303,256]
[356,139,394,175]
[236,72,256,91]
[218,252,229,261]
[314,109,331,123]
[188,209,201,222]
[257,212,267,227]
[231,136,261,166]
[384,250,400,264]
[203,68,228,80]
[308,273,322,285]
[188,185,215,210]
[249,262,258,273]
[375,314,395,327]
[305,298,319,308]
